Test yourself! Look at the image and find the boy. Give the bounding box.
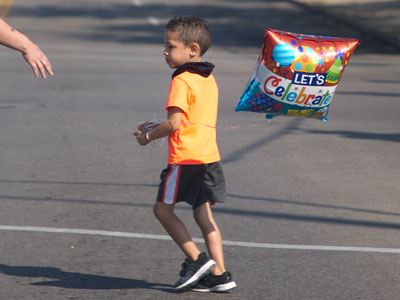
[134,16,236,292]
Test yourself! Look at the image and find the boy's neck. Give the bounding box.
[182,57,201,65]
[176,60,201,68]
[172,61,214,78]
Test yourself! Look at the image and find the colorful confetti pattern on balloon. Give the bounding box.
[291,46,319,73]
[236,28,360,121]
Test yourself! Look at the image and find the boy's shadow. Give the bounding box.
[0,264,178,292]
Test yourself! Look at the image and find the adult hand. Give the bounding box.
[22,42,54,79]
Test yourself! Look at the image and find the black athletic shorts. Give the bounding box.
[156,161,226,208]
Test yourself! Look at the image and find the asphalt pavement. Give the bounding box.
[292,0,400,52]
[1,1,400,299]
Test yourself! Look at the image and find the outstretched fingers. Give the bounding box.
[23,44,54,78]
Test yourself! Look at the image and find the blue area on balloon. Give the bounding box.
[272,43,295,67]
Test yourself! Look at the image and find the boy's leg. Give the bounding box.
[154,201,216,289]
[193,202,225,275]
[192,202,237,292]
[153,201,200,261]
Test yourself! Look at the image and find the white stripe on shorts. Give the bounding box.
[163,165,180,205]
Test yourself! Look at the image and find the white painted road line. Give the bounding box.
[147,17,160,26]
[1,225,400,254]
[131,0,160,26]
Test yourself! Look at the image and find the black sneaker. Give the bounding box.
[191,271,237,292]
[174,252,216,290]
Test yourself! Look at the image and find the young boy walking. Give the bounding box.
[134,16,236,292]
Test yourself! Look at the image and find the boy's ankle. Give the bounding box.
[211,270,226,277]
[211,265,225,276]
[188,251,202,263]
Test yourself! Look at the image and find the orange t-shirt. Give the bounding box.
[166,71,220,164]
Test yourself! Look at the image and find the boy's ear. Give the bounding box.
[189,42,201,56]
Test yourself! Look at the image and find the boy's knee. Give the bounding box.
[153,202,173,220]
[153,203,162,219]
[193,206,209,227]
[193,203,217,232]
[193,210,203,226]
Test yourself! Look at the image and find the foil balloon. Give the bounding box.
[235,28,360,121]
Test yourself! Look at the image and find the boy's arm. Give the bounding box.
[0,18,53,78]
[135,107,183,146]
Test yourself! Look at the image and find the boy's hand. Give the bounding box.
[134,112,181,147]
[134,130,150,146]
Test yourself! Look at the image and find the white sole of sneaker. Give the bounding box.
[175,259,216,290]
[192,281,237,293]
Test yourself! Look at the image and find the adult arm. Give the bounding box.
[0,18,53,78]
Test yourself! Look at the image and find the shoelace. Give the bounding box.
[179,260,193,276]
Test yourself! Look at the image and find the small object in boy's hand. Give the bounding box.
[136,119,165,148]
[137,119,164,131]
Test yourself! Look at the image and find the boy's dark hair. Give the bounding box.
[165,16,212,56]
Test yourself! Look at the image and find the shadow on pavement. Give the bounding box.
[226,193,400,218]
[0,264,173,291]
[336,91,400,98]
[1,191,400,229]
[288,0,400,53]
[304,129,400,143]
[222,118,304,164]
[0,179,157,188]
[214,205,400,230]
[8,2,398,54]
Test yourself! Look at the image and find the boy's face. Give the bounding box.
[163,31,200,68]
